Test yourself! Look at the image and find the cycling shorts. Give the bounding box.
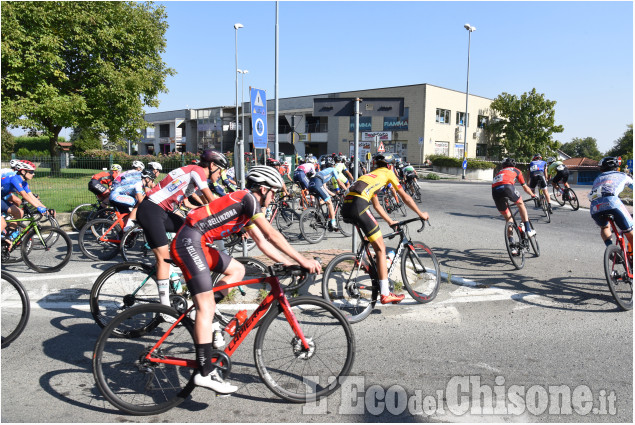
[293,170,310,190]
[170,225,232,296]
[528,174,547,190]
[341,195,382,243]
[591,205,633,232]
[492,184,521,213]
[109,195,136,214]
[1,199,12,213]
[308,177,330,202]
[88,179,110,199]
[136,198,185,249]
[552,170,570,185]
[212,183,227,197]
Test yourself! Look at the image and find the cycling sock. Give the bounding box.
[331,218,337,225]
[524,221,532,232]
[604,239,613,247]
[195,342,215,376]
[158,279,170,306]
[379,279,389,296]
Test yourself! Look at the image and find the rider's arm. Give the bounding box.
[521,183,536,198]
[396,186,429,221]
[200,187,216,204]
[18,190,45,210]
[370,195,397,227]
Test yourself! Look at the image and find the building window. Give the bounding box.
[159,124,170,138]
[476,143,488,157]
[478,115,488,129]
[434,141,449,156]
[146,127,155,139]
[456,112,469,126]
[436,109,450,124]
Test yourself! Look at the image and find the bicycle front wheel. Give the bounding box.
[505,221,525,270]
[567,188,580,211]
[22,227,72,273]
[93,304,196,415]
[275,203,297,238]
[322,252,377,323]
[552,186,565,206]
[254,296,355,403]
[1,271,30,348]
[121,225,154,265]
[70,203,96,232]
[604,245,633,310]
[79,219,122,261]
[401,241,441,303]
[299,207,327,243]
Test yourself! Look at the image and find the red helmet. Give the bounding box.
[15,160,36,171]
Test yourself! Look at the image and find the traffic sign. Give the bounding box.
[419,137,424,145]
[462,159,468,170]
[250,88,268,149]
[378,141,385,153]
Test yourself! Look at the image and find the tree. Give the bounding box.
[1,1,174,167]
[607,124,633,161]
[69,127,102,155]
[1,127,15,159]
[487,88,564,162]
[560,137,603,160]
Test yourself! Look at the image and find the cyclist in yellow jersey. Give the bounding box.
[342,153,429,304]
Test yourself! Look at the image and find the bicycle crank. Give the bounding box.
[209,349,232,378]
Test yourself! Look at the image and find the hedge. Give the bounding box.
[427,155,496,170]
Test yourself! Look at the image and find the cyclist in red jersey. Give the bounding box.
[492,158,538,253]
[170,166,321,394]
[88,164,121,207]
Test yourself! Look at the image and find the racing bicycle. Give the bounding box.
[504,198,540,270]
[551,183,580,211]
[299,192,352,243]
[603,215,633,310]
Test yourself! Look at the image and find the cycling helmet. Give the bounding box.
[141,170,156,181]
[147,161,162,171]
[598,156,619,172]
[306,155,317,164]
[266,158,281,167]
[502,158,516,168]
[374,153,395,167]
[132,160,145,170]
[532,154,542,161]
[15,160,35,171]
[110,164,122,172]
[298,156,306,165]
[200,149,228,169]
[9,159,20,168]
[246,166,285,190]
[546,157,556,164]
[324,156,335,167]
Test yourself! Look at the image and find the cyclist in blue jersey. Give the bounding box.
[109,168,158,231]
[308,156,348,231]
[588,157,633,253]
[528,154,552,213]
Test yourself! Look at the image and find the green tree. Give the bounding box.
[487,88,564,161]
[607,124,633,163]
[1,1,174,167]
[69,127,102,155]
[560,137,603,160]
[1,127,15,159]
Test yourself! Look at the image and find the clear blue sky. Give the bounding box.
[28,1,635,153]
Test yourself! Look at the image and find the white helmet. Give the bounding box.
[110,164,122,172]
[147,161,162,171]
[246,166,285,190]
[132,160,145,170]
[9,159,20,168]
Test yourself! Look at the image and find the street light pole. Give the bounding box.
[234,23,244,188]
[462,23,475,180]
[238,69,248,162]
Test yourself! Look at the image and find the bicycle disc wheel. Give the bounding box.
[401,241,441,303]
[504,221,525,269]
[70,203,96,232]
[299,207,327,243]
[1,272,30,348]
[553,186,565,206]
[322,252,377,323]
[79,219,122,261]
[567,189,580,211]
[604,245,633,310]
[93,304,196,415]
[22,227,72,273]
[121,226,154,265]
[90,262,159,335]
[254,296,355,403]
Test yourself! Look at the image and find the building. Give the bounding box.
[138,83,495,164]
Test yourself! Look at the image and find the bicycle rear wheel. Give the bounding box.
[337,207,353,237]
[22,227,72,273]
[70,203,96,232]
[120,225,154,265]
[254,296,355,402]
[322,252,377,323]
[93,303,196,415]
[604,245,633,310]
[79,219,122,260]
[299,207,327,243]
[275,203,296,238]
[401,241,441,303]
[504,221,525,269]
[540,195,551,223]
[1,271,30,348]
[567,188,580,211]
[552,186,565,206]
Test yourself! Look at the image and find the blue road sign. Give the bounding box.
[250,88,267,149]
[462,159,468,170]
[627,159,633,171]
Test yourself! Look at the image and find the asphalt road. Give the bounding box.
[1,180,632,423]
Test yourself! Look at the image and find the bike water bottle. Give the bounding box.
[386,248,396,268]
[9,229,20,240]
[169,272,183,294]
[518,223,525,234]
[224,310,248,336]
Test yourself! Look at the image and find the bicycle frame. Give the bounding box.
[3,216,46,251]
[142,274,310,369]
[609,219,633,278]
[96,211,129,244]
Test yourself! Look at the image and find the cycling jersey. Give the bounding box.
[529,160,547,176]
[109,171,145,211]
[348,168,402,202]
[548,161,567,175]
[316,167,338,182]
[403,165,416,174]
[91,170,118,186]
[492,167,526,188]
[1,174,31,198]
[296,163,316,176]
[0,169,15,178]
[145,165,209,211]
[332,163,349,185]
[589,171,634,231]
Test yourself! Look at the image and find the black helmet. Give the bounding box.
[200,150,228,169]
[502,158,516,168]
[324,156,335,167]
[374,153,395,167]
[141,170,156,181]
[266,158,281,167]
[532,154,542,161]
[598,156,619,172]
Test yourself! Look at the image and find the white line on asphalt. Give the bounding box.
[17,272,103,282]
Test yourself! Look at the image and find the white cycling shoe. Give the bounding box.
[194,369,238,394]
[526,229,536,237]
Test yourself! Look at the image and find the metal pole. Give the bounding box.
[462,24,474,179]
[274,1,279,162]
[352,98,361,252]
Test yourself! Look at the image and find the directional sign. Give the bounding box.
[462,159,468,170]
[250,88,268,149]
[419,137,424,146]
[378,141,385,153]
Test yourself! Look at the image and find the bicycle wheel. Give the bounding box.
[567,188,580,211]
[504,221,525,269]
[413,183,422,202]
[604,245,633,310]
[337,207,353,237]
[254,296,355,403]
[79,219,122,260]
[22,227,72,273]
[275,203,296,238]
[401,241,441,303]
[528,231,540,257]
[90,262,159,335]
[552,186,565,206]
[1,272,30,348]
[1,223,27,264]
[299,207,327,243]
[70,203,97,232]
[541,196,551,223]
[93,303,196,415]
[121,226,154,265]
[322,252,377,323]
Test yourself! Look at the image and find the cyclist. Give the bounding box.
[492,158,538,255]
[1,160,22,210]
[109,169,157,231]
[528,154,552,213]
[333,155,354,189]
[0,159,20,178]
[131,160,145,172]
[401,162,419,187]
[308,156,348,231]
[293,156,317,191]
[170,166,321,394]
[210,167,238,198]
[546,157,572,200]
[343,153,429,304]
[88,164,122,207]
[348,155,367,177]
[135,150,220,307]
[588,157,633,255]
[266,158,290,196]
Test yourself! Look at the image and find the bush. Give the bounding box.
[425,173,440,180]
[427,155,495,170]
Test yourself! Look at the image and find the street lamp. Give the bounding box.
[462,23,475,180]
[237,69,248,160]
[234,23,244,188]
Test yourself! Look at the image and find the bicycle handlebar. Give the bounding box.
[390,217,429,233]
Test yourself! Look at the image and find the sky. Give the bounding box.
[16,1,635,154]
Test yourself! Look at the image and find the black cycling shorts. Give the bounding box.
[528,174,547,190]
[341,195,382,243]
[552,170,570,185]
[136,198,185,249]
[88,179,110,199]
[492,184,521,212]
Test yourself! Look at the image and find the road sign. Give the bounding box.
[627,159,633,171]
[378,141,385,153]
[462,159,468,170]
[419,137,424,145]
[251,88,267,149]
